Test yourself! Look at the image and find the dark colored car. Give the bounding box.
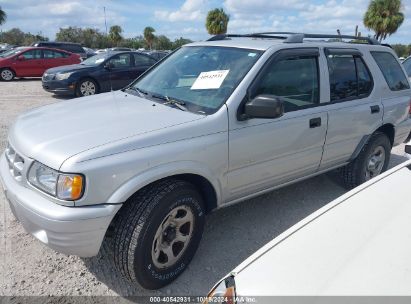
[31,41,87,60]
[0,47,81,81]
[42,51,158,97]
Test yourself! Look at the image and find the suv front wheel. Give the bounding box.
[340,132,391,189]
[111,179,205,289]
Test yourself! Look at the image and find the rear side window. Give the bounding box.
[133,54,157,66]
[43,50,69,58]
[371,52,410,91]
[255,56,319,112]
[327,54,373,101]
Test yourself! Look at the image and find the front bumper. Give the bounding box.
[0,153,121,257]
[42,79,76,95]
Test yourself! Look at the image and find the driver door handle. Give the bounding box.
[309,117,321,128]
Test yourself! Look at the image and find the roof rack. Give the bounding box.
[207,32,380,45]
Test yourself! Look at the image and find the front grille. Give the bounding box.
[42,73,55,81]
[5,143,25,182]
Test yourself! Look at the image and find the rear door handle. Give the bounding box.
[370,105,380,114]
[309,117,321,128]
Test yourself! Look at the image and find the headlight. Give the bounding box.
[55,72,73,80]
[204,276,236,304]
[28,161,84,200]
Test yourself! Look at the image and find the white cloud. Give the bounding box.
[154,0,206,22]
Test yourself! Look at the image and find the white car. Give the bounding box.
[206,153,411,300]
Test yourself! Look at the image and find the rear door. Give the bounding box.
[227,48,328,200]
[42,49,68,70]
[13,49,43,76]
[131,53,157,80]
[320,48,383,169]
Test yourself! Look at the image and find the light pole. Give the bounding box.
[104,6,108,35]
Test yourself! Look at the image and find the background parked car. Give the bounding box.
[402,56,411,79]
[83,47,97,58]
[143,50,170,61]
[0,47,81,81]
[206,157,411,299]
[42,51,158,96]
[31,41,87,60]
[108,47,134,52]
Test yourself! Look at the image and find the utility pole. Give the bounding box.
[104,6,108,35]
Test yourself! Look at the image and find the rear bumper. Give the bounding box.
[42,79,76,95]
[0,153,121,257]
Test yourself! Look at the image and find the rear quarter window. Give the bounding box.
[371,52,410,91]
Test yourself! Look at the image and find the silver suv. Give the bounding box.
[1,33,411,289]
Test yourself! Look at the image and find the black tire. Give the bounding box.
[76,78,98,97]
[340,132,391,189]
[111,179,205,289]
[0,68,15,81]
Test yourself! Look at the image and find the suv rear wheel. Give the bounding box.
[111,179,205,289]
[340,132,391,189]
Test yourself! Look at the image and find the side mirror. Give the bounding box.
[17,55,25,61]
[104,62,114,70]
[242,95,284,120]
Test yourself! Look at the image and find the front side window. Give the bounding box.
[371,52,410,91]
[132,46,263,114]
[22,49,42,60]
[253,56,319,112]
[327,54,373,101]
[109,53,131,68]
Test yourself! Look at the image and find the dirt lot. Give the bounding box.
[0,79,408,297]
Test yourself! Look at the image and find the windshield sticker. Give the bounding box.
[191,70,229,90]
[95,58,105,63]
[248,53,257,57]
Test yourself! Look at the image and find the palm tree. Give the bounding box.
[363,0,404,41]
[109,25,123,46]
[0,6,6,26]
[206,8,229,35]
[144,26,155,50]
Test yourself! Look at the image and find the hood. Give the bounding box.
[9,91,204,169]
[45,63,94,74]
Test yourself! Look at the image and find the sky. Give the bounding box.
[0,0,410,44]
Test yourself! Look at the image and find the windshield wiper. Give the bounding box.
[151,94,188,112]
[124,86,149,98]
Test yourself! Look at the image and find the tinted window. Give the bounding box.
[62,44,84,54]
[43,50,68,58]
[109,53,131,68]
[255,56,319,112]
[22,49,42,59]
[402,58,411,77]
[371,52,410,91]
[327,54,373,101]
[134,54,156,66]
[356,57,373,96]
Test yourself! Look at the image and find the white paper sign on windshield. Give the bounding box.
[190,70,229,90]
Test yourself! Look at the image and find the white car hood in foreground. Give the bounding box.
[232,160,411,296]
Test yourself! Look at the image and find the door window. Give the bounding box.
[43,50,68,58]
[254,56,319,112]
[327,54,373,101]
[371,52,410,91]
[22,50,42,60]
[133,54,157,66]
[109,54,132,68]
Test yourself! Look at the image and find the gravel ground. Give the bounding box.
[0,79,408,298]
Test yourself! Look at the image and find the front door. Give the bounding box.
[13,49,43,77]
[107,53,133,90]
[227,48,328,201]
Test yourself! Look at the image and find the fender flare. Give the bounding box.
[107,160,223,205]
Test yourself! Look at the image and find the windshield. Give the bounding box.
[81,53,107,66]
[132,46,263,114]
[403,57,411,77]
[0,47,26,58]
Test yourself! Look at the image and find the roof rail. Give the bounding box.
[207,32,381,45]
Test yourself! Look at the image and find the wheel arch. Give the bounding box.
[107,164,221,214]
[0,67,16,78]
